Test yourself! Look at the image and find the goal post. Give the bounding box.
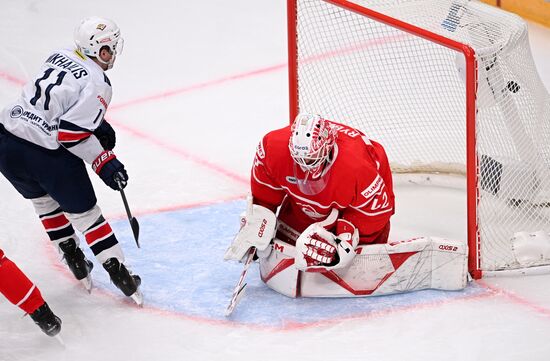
[287,0,550,278]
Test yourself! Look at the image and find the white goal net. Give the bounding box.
[288,0,550,277]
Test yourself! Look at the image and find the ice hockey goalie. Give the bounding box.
[225,114,468,297]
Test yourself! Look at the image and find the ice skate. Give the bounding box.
[103,258,143,306]
[29,303,62,337]
[58,238,93,293]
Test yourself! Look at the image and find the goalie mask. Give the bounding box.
[74,16,124,70]
[289,113,338,194]
[289,113,337,176]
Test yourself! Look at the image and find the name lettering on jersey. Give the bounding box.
[331,124,361,138]
[46,53,88,79]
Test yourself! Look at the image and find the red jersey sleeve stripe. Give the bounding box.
[58,131,92,142]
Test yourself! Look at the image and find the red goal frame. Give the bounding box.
[287,0,482,278]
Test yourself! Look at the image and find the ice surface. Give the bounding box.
[1,1,550,361]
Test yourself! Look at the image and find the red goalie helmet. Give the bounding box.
[288,113,337,177]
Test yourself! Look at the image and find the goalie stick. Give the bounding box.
[224,247,256,317]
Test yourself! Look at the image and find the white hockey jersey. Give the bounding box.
[0,48,111,163]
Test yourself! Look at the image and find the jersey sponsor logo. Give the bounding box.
[9,105,23,118]
[20,110,43,123]
[256,141,265,159]
[11,106,58,135]
[360,175,392,213]
[361,174,384,200]
[97,95,108,109]
[46,53,88,79]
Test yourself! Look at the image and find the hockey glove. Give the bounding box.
[295,212,359,272]
[92,150,128,190]
[93,119,116,150]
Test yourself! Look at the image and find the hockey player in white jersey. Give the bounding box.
[0,17,142,305]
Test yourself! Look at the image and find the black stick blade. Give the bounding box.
[130,217,140,248]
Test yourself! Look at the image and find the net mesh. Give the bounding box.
[292,0,550,272]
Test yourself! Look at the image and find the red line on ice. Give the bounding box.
[105,194,247,220]
[107,117,249,186]
[0,71,26,86]
[478,280,550,317]
[107,34,405,111]
[108,62,287,111]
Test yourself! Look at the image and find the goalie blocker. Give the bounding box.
[258,234,468,298]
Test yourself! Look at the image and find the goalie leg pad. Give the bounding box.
[259,239,300,298]
[260,237,468,298]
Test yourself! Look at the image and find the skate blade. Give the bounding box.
[80,275,93,294]
[130,289,143,307]
[54,334,66,348]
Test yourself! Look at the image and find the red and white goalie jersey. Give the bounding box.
[251,120,395,245]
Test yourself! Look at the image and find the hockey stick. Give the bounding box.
[116,177,140,248]
[225,247,256,317]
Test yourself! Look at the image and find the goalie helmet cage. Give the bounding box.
[287,0,550,278]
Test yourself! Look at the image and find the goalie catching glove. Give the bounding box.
[224,196,277,262]
[295,209,359,272]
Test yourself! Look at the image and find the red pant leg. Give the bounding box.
[0,251,45,314]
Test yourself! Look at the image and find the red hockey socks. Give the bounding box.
[0,251,45,314]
